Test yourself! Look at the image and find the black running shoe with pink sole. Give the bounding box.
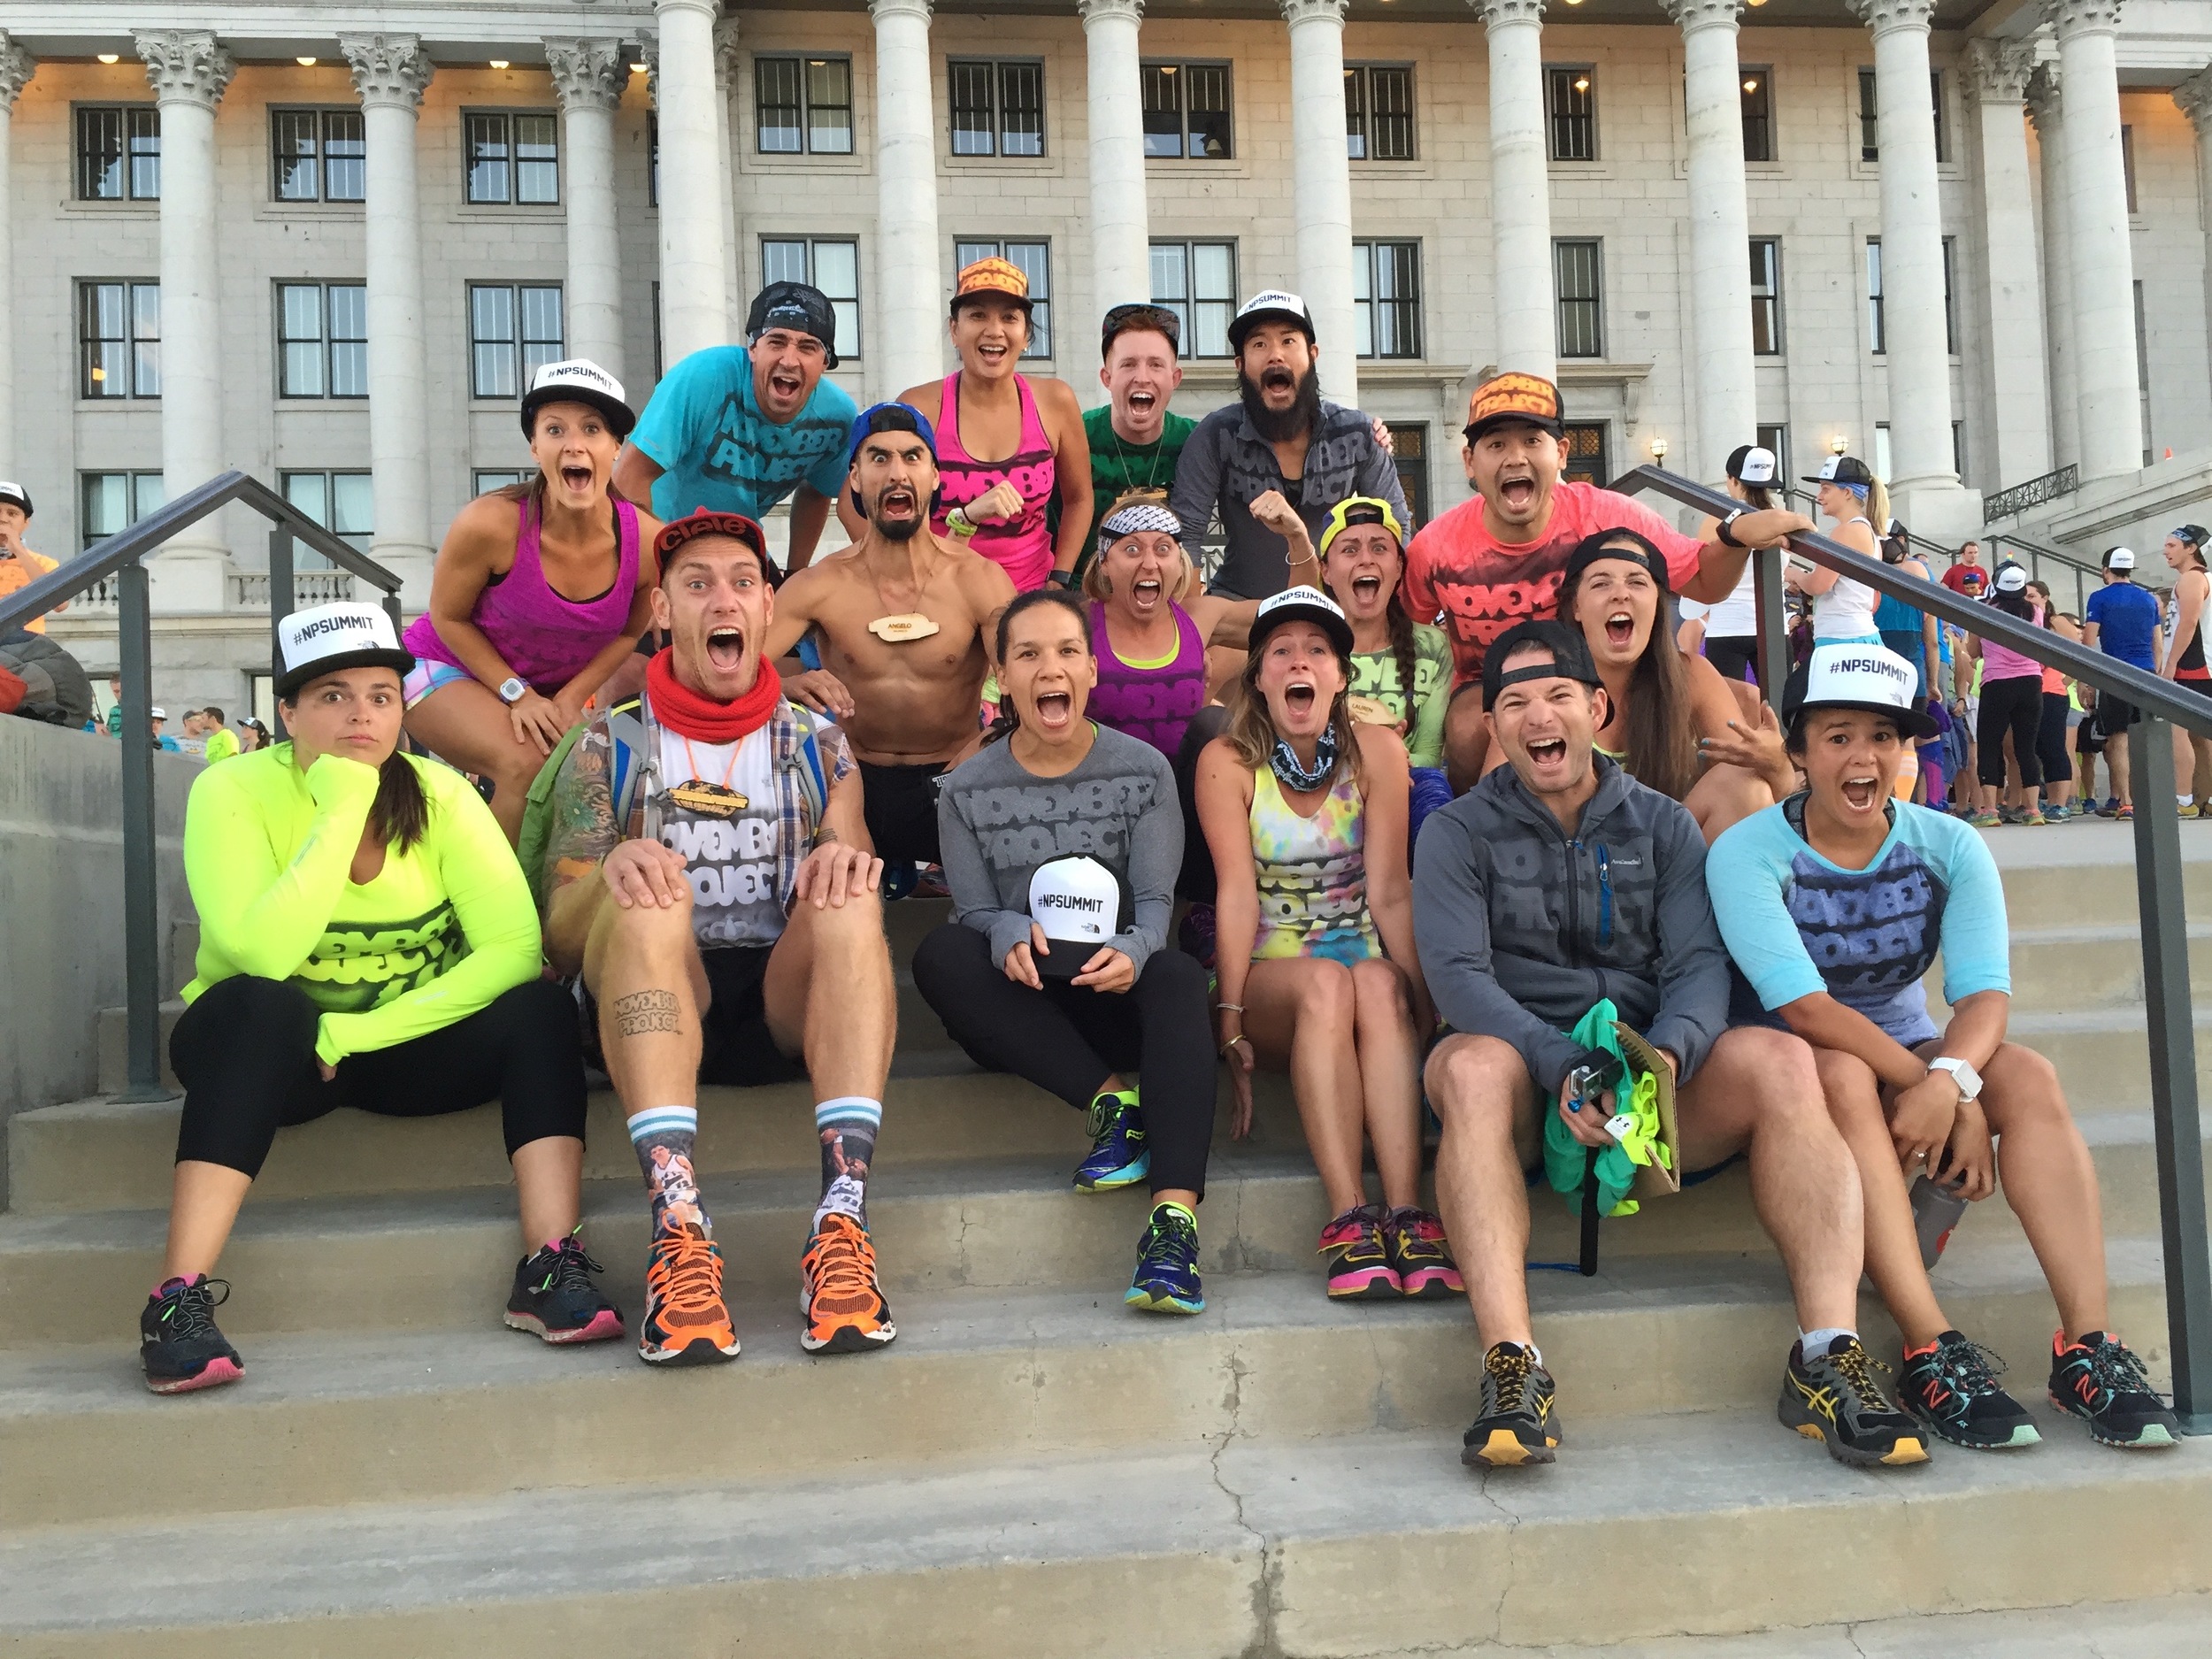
[505,1236,625,1344]
[141,1275,243,1395]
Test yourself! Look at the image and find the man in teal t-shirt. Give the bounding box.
[615,281,859,572]
[1078,304,1197,566]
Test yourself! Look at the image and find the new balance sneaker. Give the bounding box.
[1384,1206,1464,1300]
[140,1275,242,1395]
[1125,1201,1205,1315]
[1318,1203,1401,1299]
[802,1212,896,1354]
[639,1223,741,1365]
[1899,1331,2040,1450]
[1074,1088,1150,1192]
[1461,1342,1561,1468]
[2048,1330,2179,1448]
[1778,1334,1931,1467]
[504,1235,625,1345]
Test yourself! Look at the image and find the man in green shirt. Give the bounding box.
[1079,303,1197,568]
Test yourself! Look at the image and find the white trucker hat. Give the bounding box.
[1783,642,1939,741]
[2107,546,2137,572]
[275,602,414,700]
[1027,856,1130,978]
[520,357,634,439]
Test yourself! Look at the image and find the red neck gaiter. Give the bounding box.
[647,648,781,744]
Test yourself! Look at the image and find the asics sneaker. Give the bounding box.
[140,1275,243,1395]
[1318,1203,1401,1299]
[1461,1342,1561,1468]
[1125,1201,1204,1314]
[1778,1334,1930,1467]
[1384,1206,1464,1299]
[639,1222,741,1365]
[1898,1331,2039,1449]
[802,1212,897,1354]
[1074,1088,1150,1192]
[504,1235,625,1344]
[2048,1331,2179,1448]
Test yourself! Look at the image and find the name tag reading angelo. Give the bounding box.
[869,613,941,643]
[1347,695,1398,727]
[665,780,748,818]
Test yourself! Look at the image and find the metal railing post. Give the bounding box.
[268,526,296,740]
[113,563,177,1104]
[1752,543,1788,695]
[2129,715,2212,1432]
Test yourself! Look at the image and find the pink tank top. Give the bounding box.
[403,495,641,692]
[932,372,1056,592]
[1087,600,1208,761]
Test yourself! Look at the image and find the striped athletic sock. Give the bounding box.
[630,1105,706,1239]
[813,1096,882,1230]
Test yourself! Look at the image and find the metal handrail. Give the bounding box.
[1617,464,2212,1433]
[1984,462,2079,522]
[0,470,404,1109]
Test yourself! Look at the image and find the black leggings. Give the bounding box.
[171,975,588,1178]
[1704,635,1760,688]
[1978,674,2045,789]
[2037,690,2074,790]
[910,925,1216,1200]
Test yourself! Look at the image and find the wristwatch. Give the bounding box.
[944,506,979,540]
[1926,1056,1984,1102]
[496,676,528,705]
[1047,569,1079,590]
[1716,509,1747,549]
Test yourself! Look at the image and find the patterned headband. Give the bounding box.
[1099,502,1183,548]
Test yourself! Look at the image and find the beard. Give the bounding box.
[870,488,926,541]
[1238,363,1322,443]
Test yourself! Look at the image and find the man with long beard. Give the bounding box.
[1168,291,1408,603]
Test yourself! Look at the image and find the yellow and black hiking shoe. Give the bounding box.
[1461,1341,1561,1469]
[1779,1334,1931,1468]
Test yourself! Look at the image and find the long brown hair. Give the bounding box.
[1557,531,1700,803]
[1224,630,1366,792]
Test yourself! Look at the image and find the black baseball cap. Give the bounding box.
[520,358,634,440]
[1481,619,1603,711]
[1804,454,1877,489]
[1561,528,1672,596]
[0,481,31,518]
[746,280,840,370]
[1227,289,1316,351]
[1248,585,1354,658]
[1781,643,1939,741]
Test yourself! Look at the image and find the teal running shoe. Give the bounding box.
[1125,1202,1203,1314]
[1075,1087,1150,1192]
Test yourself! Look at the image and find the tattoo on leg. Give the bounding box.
[613,989,680,1038]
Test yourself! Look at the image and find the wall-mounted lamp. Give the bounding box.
[296,57,318,67]
[489,59,511,71]
[96,53,119,65]
[1649,437,1669,467]
[1830,434,1849,456]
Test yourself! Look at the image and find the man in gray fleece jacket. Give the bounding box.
[1413,621,1901,1474]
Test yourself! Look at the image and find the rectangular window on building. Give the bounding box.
[281,470,375,561]
[1561,423,1610,488]
[761,238,861,360]
[1545,66,1596,162]
[1553,239,1603,359]
[272,109,366,203]
[79,280,160,399]
[1740,66,1773,163]
[1148,239,1237,358]
[949,59,1045,158]
[2136,278,2152,464]
[1952,421,1966,486]
[76,105,161,201]
[1866,238,1884,353]
[1857,69,1944,164]
[2122,125,2138,213]
[276,282,368,399]
[1386,424,1430,527]
[80,472,165,550]
[1345,65,1415,161]
[1873,422,1892,481]
[474,469,528,495]
[1749,238,1782,355]
[464,111,560,204]
[1353,240,1422,360]
[1931,71,1947,164]
[1141,62,1233,159]
[756,56,856,155]
[953,240,1052,357]
[1941,235,1957,355]
[468,282,564,398]
[1756,423,1789,485]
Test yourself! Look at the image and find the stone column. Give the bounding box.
[1079,0,1151,341]
[2176,67,2212,407]
[871,0,944,392]
[2028,65,2079,472]
[655,0,732,365]
[715,15,745,338]
[339,33,436,604]
[1283,0,1359,403]
[1473,0,1554,382]
[0,35,34,484]
[1666,0,1755,484]
[2046,0,2139,481]
[135,30,234,603]
[546,38,627,381]
[1962,39,2052,486]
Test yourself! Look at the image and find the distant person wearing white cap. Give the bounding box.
[2084,546,2160,819]
[1710,642,2178,1451]
[149,706,180,752]
[1684,444,1780,687]
[1961,563,2055,826]
[141,602,613,1397]
[1790,454,1887,648]
[402,359,663,843]
[0,480,65,634]
[914,588,1218,1314]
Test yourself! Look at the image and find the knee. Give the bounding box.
[490,976,582,1045]
[1424,1035,1524,1127]
[1141,946,1210,1001]
[1349,958,1410,1024]
[1295,959,1357,1025]
[910,922,981,995]
[1985,1042,2069,1125]
[1731,1029,1824,1117]
[808,883,885,947]
[1811,1048,1883,1125]
[606,882,695,947]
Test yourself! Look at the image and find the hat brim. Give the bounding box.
[1228,309,1316,349]
[1031,936,1100,979]
[1464,413,1565,444]
[275,646,416,703]
[1248,601,1355,659]
[951,288,1034,317]
[522,385,636,442]
[1789,696,1939,742]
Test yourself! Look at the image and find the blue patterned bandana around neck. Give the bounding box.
[1269,726,1338,792]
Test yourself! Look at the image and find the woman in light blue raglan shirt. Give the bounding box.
[1708,642,2178,1454]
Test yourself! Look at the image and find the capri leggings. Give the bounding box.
[170,975,588,1179]
[1977,672,2045,790]
[2037,690,2074,790]
[910,925,1216,1200]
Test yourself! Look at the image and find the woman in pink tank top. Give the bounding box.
[402,359,664,842]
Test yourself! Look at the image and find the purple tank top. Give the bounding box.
[1087,599,1207,761]
[404,495,641,692]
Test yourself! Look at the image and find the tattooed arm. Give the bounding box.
[541,715,628,975]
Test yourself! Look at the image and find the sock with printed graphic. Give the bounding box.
[630,1106,708,1239]
[813,1096,881,1230]
[1800,1326,1857,1356]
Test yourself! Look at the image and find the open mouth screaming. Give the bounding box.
[1033,689,1073,731]
[1839,772,1883,811]
[559,463,595,493]
[1351,574,1382,607]
[1261,365,1296,399]
[1496,471,1539,513]
[1604,610,1635,649]
[1131,575,1164,610]
[767,365,805,401]
[1127,388,1157,416]
[1283,681,1318,718]
[705,626,747,674]
[1525,734,1568,772]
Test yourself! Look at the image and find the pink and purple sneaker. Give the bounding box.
[1318,1204,1402,1299]
[1385,1206,1464,1299]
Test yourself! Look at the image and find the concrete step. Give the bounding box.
[7,1408,2203,1656]
[1929,924,2212,1018]
[2,1235,2168,1532]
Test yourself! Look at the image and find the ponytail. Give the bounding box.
[369,750,431,853]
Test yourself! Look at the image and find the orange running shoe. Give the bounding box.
[639,1222,740,1365]
[801,1212,897,1354]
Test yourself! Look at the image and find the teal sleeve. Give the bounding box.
[802,382,858,499]
[186,754,378,987]
[1405,630,1451,770]
[1706,810,1826,1011]
[1926,813,2013,1005]
[629,354,710,474]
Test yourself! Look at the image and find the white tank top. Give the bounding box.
[1814,516,1882,642]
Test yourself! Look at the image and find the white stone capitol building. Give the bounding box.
[2,1,2208,716]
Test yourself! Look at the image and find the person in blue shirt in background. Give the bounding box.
[614,281,859,573]
[2082,546,2162,819]
[1710,643,2178,1454]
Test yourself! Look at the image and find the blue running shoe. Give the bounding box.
[1075,1087,1150,1192]
[1126,1202,1203,1314]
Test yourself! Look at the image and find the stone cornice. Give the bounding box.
[0,33,35,111]
[1961,39,2039,104]
[543,38,626,115]
[340,33,433,111]
[1470,0,1545,27]
[1281,0,1350,25]
[134,30,235,110]
[2040,0,2125,42]
[1848,0,1938,41]
[867,0,936,25]
[2025,61,2062,129]
[2176,65,2212,136]
[1661,0,1744,35]
[1078,0,1148,27]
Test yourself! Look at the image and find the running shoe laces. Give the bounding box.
[1832,1339,1901,1409]
[157,1277,231,1342]
[2085,1336,2162,1403]
[1483,1343,1533,1415]
[1141,1208,1200,1275]
[541,1237,606,1295]
[1930,1333,2007,1399]
[805,1217,882,1316]
[649,1228,726,1321]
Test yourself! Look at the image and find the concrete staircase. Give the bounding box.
[3,828,2208,1654]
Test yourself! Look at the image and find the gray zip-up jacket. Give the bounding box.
[1412,755,1731,1091]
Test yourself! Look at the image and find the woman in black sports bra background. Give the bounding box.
[2159,525,2212,814]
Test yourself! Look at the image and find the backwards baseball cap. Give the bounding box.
[1027,856,1134,979]
[1464,372,1565,443]
[746,280,840,369]
[1725,444,1777,487]
[1993,561,2030,594]
[0,480,32,517]
[1782,642,1939,741]
[654,510,780,587]
[520,358,634,440]
[274,601,415,701]
[1803,453,1877,489]
[2172,524,2209,549]
[1561,527,1672,595]
[2106,546,2138,572]
[952,256,1033,316]
[1317,496,1405,562]
[847,402,940,470]
[149,707,168,722]
[1227,289,1316,351]
[1481,619,1602,710]
[1248,584,1355,658]
[1100,302,1182,359]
